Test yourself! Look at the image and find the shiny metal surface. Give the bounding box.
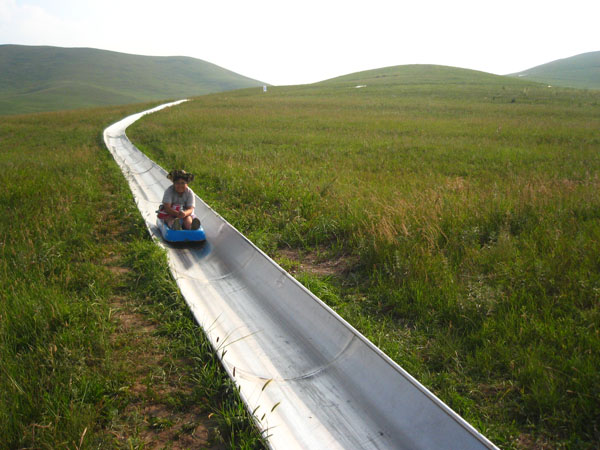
[103,101,497,449]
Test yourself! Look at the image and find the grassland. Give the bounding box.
[0,44,266,115]
[0,106,264,448]
[127,65,600,449]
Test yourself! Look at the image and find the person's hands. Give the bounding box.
[177,211,186,219]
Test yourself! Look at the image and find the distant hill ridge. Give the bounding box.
[508,51,600,90]
[0,45,266,115]
[320,64,510,85]
[2,45,598,115]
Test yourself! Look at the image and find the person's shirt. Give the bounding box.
[162,185,195,209]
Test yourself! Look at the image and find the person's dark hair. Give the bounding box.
[167,170,194,183]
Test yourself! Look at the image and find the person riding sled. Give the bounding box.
[157,170,201,230]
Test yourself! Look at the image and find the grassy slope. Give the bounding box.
[0,106,264,448]
[0,45,266,115]
[508,51,600,90]
[128,65,600,449]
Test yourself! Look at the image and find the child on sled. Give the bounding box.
[157,170,201,230]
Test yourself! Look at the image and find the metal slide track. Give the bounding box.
[103,101,498,449]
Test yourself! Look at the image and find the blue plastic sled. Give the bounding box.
[157,218,206,243]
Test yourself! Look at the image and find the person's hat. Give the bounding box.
[167,169,194,183]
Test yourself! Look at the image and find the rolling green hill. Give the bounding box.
[317,64,539,98]
[508,51,600,89]
[0,44,266,115]
[322,63,513,85]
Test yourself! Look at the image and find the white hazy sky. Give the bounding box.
[1,0,598,85]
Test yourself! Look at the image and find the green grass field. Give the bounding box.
[0,106,264,448]
[127,65,600,448]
